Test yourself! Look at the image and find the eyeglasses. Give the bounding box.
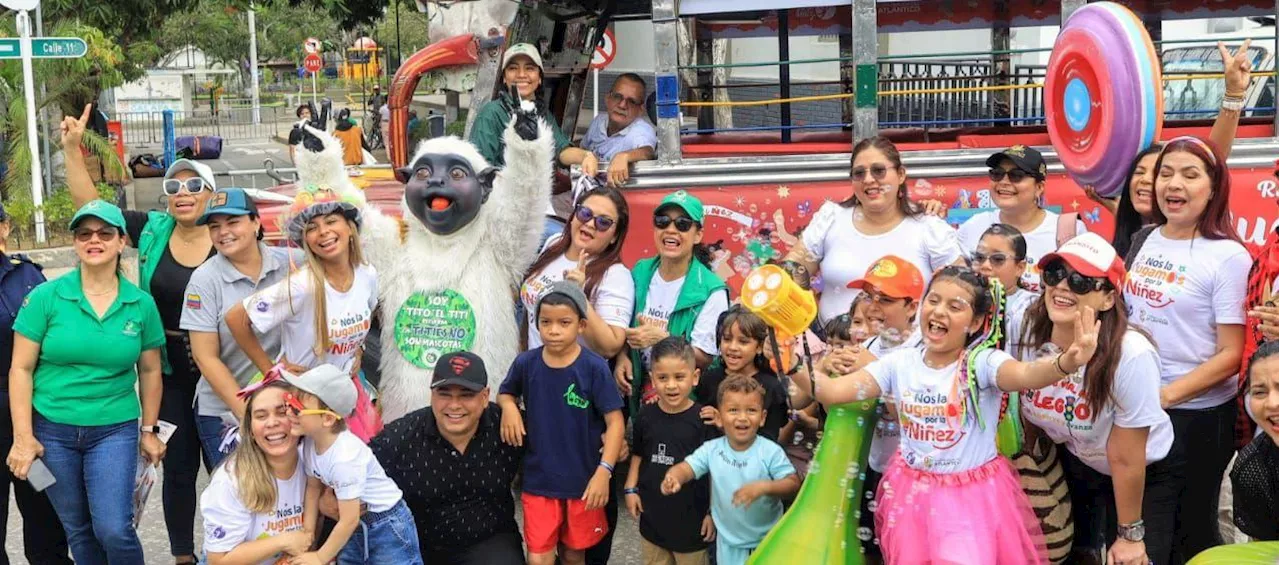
[1042,263,1109,294]
[988,168,1033,184]
[74,227,119,243]
[970,251,1014,267]
[283,392,343,419]
[573,205,616,231]
[851,164,889,182]
[162,177,212,196]
[606,92,644,108]
[653,215,696,232]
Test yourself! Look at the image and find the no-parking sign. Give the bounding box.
[591,29,616,70]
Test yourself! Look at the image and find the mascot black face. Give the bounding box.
[402,153,496,235]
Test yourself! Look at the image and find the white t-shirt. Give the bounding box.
[864,348,1012,473]
[957,210,1089,292]
[864,330,923,473]
[1124,229,1251,409]
[520,253,634,349]
[302,431,402,513]
[244,264,378,374]
[1020,331,1173,475]
[200,460,308,564]
[636,274,729,366]
[801,202,963,322]
[1003,288,1040,359]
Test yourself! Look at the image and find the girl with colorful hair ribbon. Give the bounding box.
[802,265,1104,564]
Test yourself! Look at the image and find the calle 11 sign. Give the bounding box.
[0,37,88,59]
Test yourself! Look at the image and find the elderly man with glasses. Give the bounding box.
[563,73,657,187]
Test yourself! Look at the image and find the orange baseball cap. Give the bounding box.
[847,255,925,300]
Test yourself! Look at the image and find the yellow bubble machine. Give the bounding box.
[740,265,877,565]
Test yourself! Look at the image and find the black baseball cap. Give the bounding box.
[985,145,1047,181]
[431,351,488,392]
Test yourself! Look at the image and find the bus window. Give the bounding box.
[1162,45,1268,120]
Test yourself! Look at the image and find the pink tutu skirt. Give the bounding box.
[875,455,1048,565]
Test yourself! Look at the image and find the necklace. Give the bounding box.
[83,287,116,297]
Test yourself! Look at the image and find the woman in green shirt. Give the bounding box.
[5,200,166,564]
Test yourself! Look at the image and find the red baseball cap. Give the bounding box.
[1037,232,1127,289]
[848,255,924,300]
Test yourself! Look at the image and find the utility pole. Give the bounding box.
[249,4,261,124]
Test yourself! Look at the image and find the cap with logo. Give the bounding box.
[655,190,705,225]
[69,199,128,231]
[986,144,1047,181]
[165,159,218,191]
[281,364,358,417]
[197,188,260,226]
[501,43,544,71]
[1037,232,1127,289]
[538,280,590,319]
[431,351,489,392]
[847,255,925,300]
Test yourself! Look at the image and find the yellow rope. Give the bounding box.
[679,92,854,107]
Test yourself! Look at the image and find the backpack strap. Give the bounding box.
[1056,212,1080,248]
[1124,225,1160,270]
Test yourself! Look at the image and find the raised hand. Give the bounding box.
[564,251,588,287]
[60,104,91,150]
[1062,306,1100,371]
[1219,39,1254,98]
[509,84,541,141]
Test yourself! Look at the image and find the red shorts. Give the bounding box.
[520,492,609,553]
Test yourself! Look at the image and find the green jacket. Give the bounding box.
[468,91,571,168]
[136,210,177,374]
[627,257,728,413]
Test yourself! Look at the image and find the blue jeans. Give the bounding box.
[338,499,423,565]
[195,413,231,469]
[34,414,144,565]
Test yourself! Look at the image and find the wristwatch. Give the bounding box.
[140,425,161,435]
[1117,520,1145,542]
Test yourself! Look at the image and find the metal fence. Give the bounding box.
[878,59,997,126]
[115,107,287,146]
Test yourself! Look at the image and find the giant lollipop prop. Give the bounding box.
[740,265,876,565]
[1046,2,1163,198]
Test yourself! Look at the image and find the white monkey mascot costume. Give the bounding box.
[355,105,554,422]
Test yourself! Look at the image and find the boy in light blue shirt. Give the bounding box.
[661,375,800,565]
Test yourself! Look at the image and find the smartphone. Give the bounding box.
[27,458,56,492]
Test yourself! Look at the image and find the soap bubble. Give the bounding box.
[857,527,873,541]
[867,499,879,512]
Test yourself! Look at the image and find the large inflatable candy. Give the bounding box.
[1046,2,1163,198]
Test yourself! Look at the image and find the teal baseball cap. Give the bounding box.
[69,199,127,231]
[197,188,259,226]
[654,190,705,224]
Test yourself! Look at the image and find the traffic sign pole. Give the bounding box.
[16,11,44,242]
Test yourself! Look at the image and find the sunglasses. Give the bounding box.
[283,392,343,419]
[162,177,212,196]
[607,92,644,108]
[988,168,1034,184]
[851,164,890,182]
[653,215,696,232]
[1042,263,1110,294]
[74,227,120,243]
[970,251,1014,267]
[573,205,616,231]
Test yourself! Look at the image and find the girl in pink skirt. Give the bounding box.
[810,265,1101,564]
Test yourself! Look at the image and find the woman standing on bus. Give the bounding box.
[1123,136,1250,561]
[1088,40,1253,258]
[785,136,963,323]
[62,107,217,565]
[957,145,1089,292]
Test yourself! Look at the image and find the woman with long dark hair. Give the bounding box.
[785,136,963,323]
[1123,136,1251,561]
[521,186,634,357]
[1020,233,1177,565]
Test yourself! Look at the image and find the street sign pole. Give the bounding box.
[312,71,318,105]
[248,4,260,124]
[16,11,45,242]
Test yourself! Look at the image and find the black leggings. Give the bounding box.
[0,390,72,565]
[1060,445,1184,565]
[1167,402,1236,564]
[160,337,212,558]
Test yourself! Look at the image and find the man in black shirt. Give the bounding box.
[370,351,525,564]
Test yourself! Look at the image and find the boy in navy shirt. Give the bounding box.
[624,336,718,564]
[499,281,625,565]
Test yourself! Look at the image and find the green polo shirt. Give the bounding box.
[14,269,165,426]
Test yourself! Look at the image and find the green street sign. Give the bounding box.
[0,37,88,59]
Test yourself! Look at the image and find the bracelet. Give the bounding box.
[1053,354,1071,376]
[623,487,640,495]
[599,461,614,474]
[1222,97,1245,112]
